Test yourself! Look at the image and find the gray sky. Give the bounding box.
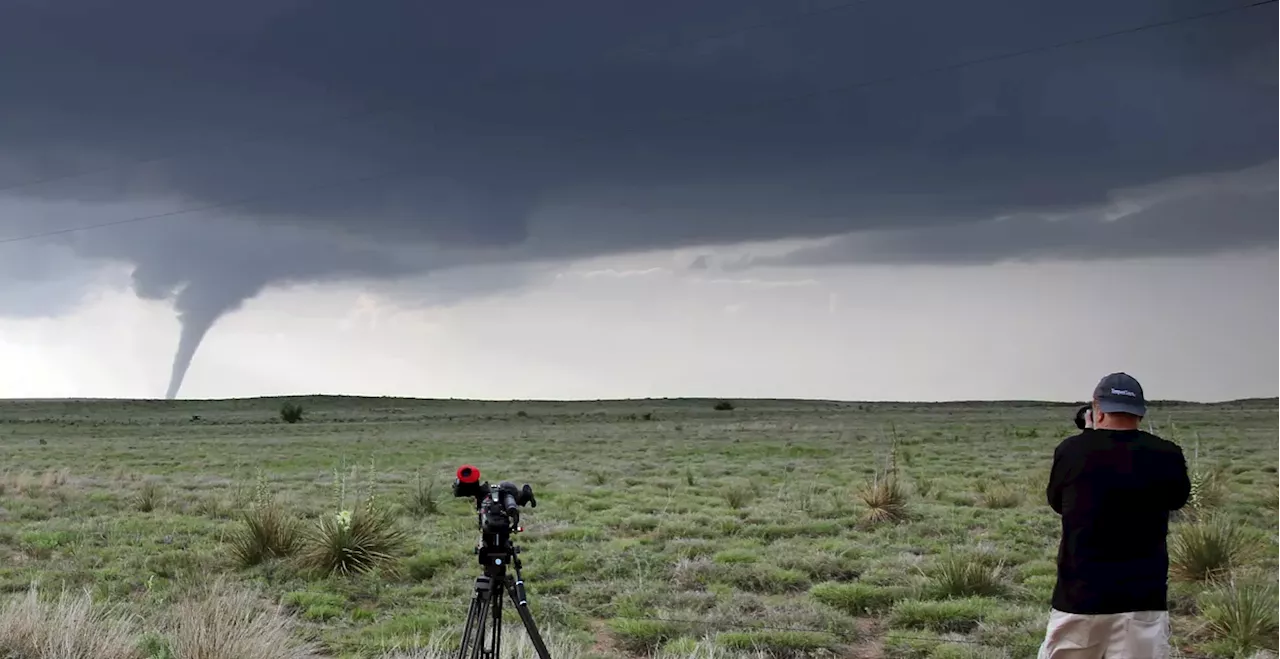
[0,0,1275,401]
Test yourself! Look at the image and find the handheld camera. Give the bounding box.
[452,465,537,567]
[1073,404,1093,430]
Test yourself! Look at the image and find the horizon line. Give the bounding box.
[2,394,1275,406]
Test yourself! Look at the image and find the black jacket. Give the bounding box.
[1047,428,1191,614]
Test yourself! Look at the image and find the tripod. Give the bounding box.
[456,541,552,659]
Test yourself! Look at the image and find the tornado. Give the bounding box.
[164,307,219,399]
[161,276,267,400]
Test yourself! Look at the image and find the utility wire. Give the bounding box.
[0,0,887,196]
[0,0,1272,247]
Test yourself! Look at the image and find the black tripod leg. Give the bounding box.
[470,592,491,659]
[506,579,553,659]
[456,594,481,659]
[458,577,493,659]
[490,584,503,659]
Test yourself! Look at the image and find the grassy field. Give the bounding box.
[0,396,1275,659]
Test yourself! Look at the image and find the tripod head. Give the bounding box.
[451,465,538,569]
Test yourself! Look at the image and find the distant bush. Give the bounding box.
[280,402,304,424]
[1170,516,1260,582]
[713,401,735,411]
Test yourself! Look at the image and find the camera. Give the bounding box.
[452,465,537,567]
[1073,404,1093,430]
[450,465,551,659]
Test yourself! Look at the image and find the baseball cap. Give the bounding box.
[1093,372,1147,417]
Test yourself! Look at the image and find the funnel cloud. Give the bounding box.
[0,0,1275,397]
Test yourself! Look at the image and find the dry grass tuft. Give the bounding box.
[925,553,1007,598]
[0,469,69,496]
[978,485,1023,509]
[375,625,584,659]
[0,584,142,659]
[163,578,324,659]
[405,470,440,517]
[1264,487,1279,513]
[133,480,163,512]
[39,468,69,490]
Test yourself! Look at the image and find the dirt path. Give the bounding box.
[844,618,886,659]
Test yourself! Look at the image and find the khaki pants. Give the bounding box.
[1037,608,1171,659]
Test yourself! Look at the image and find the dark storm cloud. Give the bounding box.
[730,161,1280,268]
[0,0,1275,395]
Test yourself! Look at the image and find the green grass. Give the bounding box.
[0,396,1274,658]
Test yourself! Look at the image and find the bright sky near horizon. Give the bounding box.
[0,0,1275,402]
[1,247,1274,402]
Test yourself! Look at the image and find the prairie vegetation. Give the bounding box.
[0,396,1274,658]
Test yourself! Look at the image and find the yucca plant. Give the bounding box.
[298,460,409,577]
[298,502,411,577]
[1197,578,1279,658]
[228,500,301,568]
[858,471,908,525]
[228,473,300,568]
[1183,467,1226,520]
[1169,516,1259,583]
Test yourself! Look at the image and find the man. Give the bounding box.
[1038,373,1192,659]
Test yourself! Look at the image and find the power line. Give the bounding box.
[0,0,886,197]
[0,0,1272,247]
